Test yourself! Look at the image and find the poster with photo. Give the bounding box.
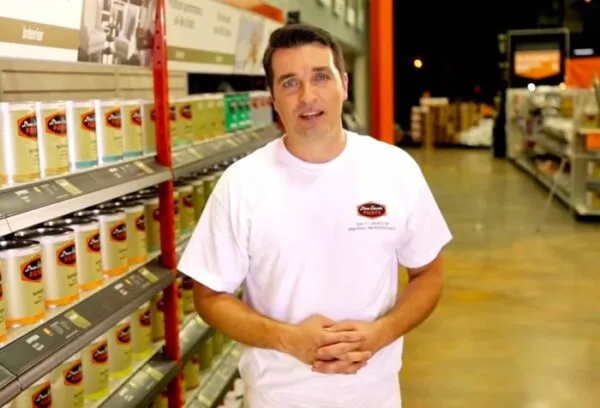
[233,14,265,75]
[77,0,156,67]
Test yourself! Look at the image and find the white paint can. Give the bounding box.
[75,209,128,277]
[44,217,103,292]
[130,301,152,358]
[12,228,78,308]
[35,101,69,178]
[150,291,165,341]
[12,374,52,408]
[0,102,41,186]
[99,200,147,266]
[94,99,123,164]
[65,100,98,170]
[121,100,144,158]
[82,334,109,400]
[51,351,84,408]
[0,239,45,328]
[108,317,133,378]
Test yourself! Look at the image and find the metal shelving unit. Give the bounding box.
[505,86,600,219]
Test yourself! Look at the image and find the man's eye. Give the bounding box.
[315,73,330,81]
[283,79,298,88]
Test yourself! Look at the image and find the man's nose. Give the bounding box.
[299,82,317,104]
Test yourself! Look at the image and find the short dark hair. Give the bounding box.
[262,24,346,91]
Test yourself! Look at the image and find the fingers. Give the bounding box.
[316,341,364,361]
[321,330,365,345]
[325,322,358,332]
[338,350,372,362]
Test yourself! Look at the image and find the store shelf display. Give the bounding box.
[0,87,278,406]
[506,85,600,219]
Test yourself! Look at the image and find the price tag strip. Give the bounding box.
[0,261,174,392]
[172,125,282,179]
[100,354,179,408]
[187,343,241,408]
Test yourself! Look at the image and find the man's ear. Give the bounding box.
[342,72,349,101]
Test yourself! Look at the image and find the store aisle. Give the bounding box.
[398,149,600,407]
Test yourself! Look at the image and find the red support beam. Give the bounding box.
[369,0,395,144]
[152,0,182,407]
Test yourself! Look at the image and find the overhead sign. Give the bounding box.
[514,49,561,80]
[0,0,281,75]
[165,0,281,75]
[0,0,83,63]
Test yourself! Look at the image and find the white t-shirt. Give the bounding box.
[178,131,452,408]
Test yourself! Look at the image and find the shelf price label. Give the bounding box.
[139,267,159,283]
[134,161,155,174]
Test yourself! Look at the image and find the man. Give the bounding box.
[178,24,452,408]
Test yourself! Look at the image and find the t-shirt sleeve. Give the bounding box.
[177,174,249,293]
[396,160,452,269]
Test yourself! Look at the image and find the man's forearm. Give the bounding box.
[375,263,443,349]
[194,285,294,353]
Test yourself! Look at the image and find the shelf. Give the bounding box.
[0,156,171,235]
[88,340,165,408]
[172,125,281,179]
[532,134,571,158]
[0,258,174,406]
[512,156,571,204]
[98,352,179,408]
[185,343,240,408]
[180,316,214,367]
[587,180,600,192]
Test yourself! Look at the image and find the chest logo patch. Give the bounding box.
[357,202,386,219]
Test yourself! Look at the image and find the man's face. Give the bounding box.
[270,43,348,139]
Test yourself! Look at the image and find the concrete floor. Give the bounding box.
[398,148,600,407]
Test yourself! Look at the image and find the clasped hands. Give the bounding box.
[286,314,384,375]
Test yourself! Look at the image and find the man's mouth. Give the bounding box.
[299,111,324,120]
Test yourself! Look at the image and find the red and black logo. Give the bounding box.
[17,113,38,139]
[117,324,132,344]
[105,109,122,129]
[152,208,160,221]
[150,108,156,122]
[110,222,127,242]
[140,309,151,327]
[169,105,176,121]
[357,202,387,219]
[64,361,83,385]
[57,241,77,266]
[135,214,145,232]
[32,383,52,408]
[182,276,194,290]
[180,104,192,120]
[46,112,67,136]
[81,110,96,132]
[87,232,101,252]
[92,341,108,364]
[131,108,142,126]
[21,255,43,282]
[183,193,194,208]
[173,199,179,215]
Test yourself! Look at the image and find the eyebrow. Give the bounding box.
[276,67,332,84]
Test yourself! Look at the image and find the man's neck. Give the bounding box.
[284,127,347,164]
